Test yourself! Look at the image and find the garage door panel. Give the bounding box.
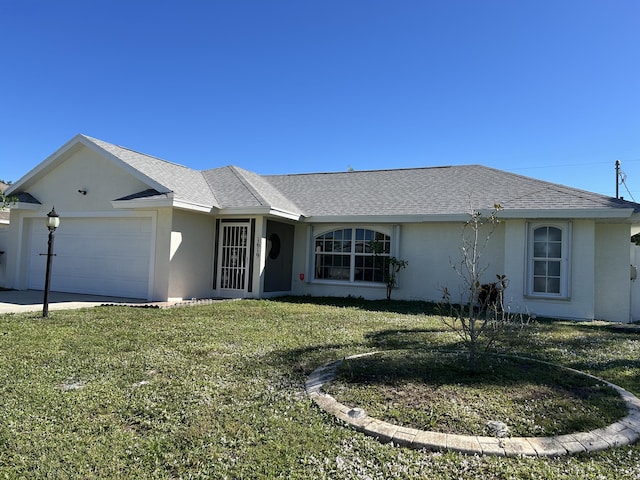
[28,217,152,299]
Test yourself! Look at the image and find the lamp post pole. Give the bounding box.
[42,207,60,318]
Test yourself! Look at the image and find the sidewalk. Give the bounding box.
[0,290,156,314]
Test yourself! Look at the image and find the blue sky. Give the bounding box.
[1,1,638,198]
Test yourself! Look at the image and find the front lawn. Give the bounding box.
[1,298,639,479]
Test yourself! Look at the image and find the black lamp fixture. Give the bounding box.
[42,207,60,317]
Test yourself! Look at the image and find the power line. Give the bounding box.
[511,157,640,173]
[617,160,637,202]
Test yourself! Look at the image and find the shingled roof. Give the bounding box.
[265,165,638,219]
[83,136,218,208]
[7,135,639,222]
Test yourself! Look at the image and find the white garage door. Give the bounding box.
[28,216,153,299]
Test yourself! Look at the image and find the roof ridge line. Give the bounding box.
[199,170,221,208]
[227,166,268,206]
[264,164,463,178]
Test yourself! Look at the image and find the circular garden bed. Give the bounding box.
[323,350,628,437]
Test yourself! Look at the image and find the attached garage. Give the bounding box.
[27,216,154,299]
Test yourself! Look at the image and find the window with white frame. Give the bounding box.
[527,223,571,297]
[314,228,391,282]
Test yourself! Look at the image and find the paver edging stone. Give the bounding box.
[305,351,640,457]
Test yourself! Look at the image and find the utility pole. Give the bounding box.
[616,159,621,199]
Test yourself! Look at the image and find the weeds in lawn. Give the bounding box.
[0,299,639,479]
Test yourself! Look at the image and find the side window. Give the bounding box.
[533,226,562,294]
[528,223,570,297]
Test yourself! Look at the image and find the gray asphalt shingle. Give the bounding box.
[81,136,640,219]
[265,165,636,217]
[84,136,218,208]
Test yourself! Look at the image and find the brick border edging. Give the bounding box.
[305,352,640,457]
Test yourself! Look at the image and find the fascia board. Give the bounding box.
[302,208,636,224]
[6,202,42,211]
[268,208,303,221]
[218,206,272,216]
[621,212,640,224]
[218,205,302,220]
[172,199,217,213]
[111,197,216,213]
[497,208,635,219]
[302,214,439,223]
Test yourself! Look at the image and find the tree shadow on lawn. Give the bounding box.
[264,325,587,393]
[264,297,636,394]
[274,295,441,316]
[259,327,460,386]
[333,350,619,392]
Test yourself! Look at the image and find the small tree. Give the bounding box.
[370,240,408,301]
[1,180,14,209]
[439,203,529,372]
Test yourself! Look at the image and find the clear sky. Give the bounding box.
[1,1,638,198]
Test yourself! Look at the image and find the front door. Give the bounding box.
[217,222,251,295]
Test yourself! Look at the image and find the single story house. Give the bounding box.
[0,181,9,286]
[4,134,640,322]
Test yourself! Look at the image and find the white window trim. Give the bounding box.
[310,225,399,285]
[525,221,572,299]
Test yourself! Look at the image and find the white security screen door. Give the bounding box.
[218,223,250,292]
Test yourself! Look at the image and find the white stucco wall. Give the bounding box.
[595,223,632,323]
[291,221,506,303]
[167,209,216,301]
[503,219,597,320]
[289,218,634,322]
[0,227,7,287]
[6,145,166,300]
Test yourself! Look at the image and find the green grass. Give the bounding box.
[327,350,627,436]
[0,298,638,478]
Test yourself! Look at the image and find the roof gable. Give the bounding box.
[7,134,639,221]
[84,136,217,208]
[7,135,218,211]
[202,166,302,216]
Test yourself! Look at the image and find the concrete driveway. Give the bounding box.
[0,290,154,314]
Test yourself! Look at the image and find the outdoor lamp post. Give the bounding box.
[42,207,60,317]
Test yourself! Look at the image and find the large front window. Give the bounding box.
[314,228,390,282]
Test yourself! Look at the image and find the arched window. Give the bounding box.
[528,223,571,297]
[314,228,391,282]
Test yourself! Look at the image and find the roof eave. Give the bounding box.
[111,197,217,214]
[498,208,637,219]
[6,201,42,211]
[217,206,301,219]
[302,208,639,224]
[172,199,218,213]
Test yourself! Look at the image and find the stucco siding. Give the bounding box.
[167,209,216,301]
[291,221,506,303]
[509,220,596,321]
[595,223,632,322]
[0,227,7,287]
[25,146,151,213]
